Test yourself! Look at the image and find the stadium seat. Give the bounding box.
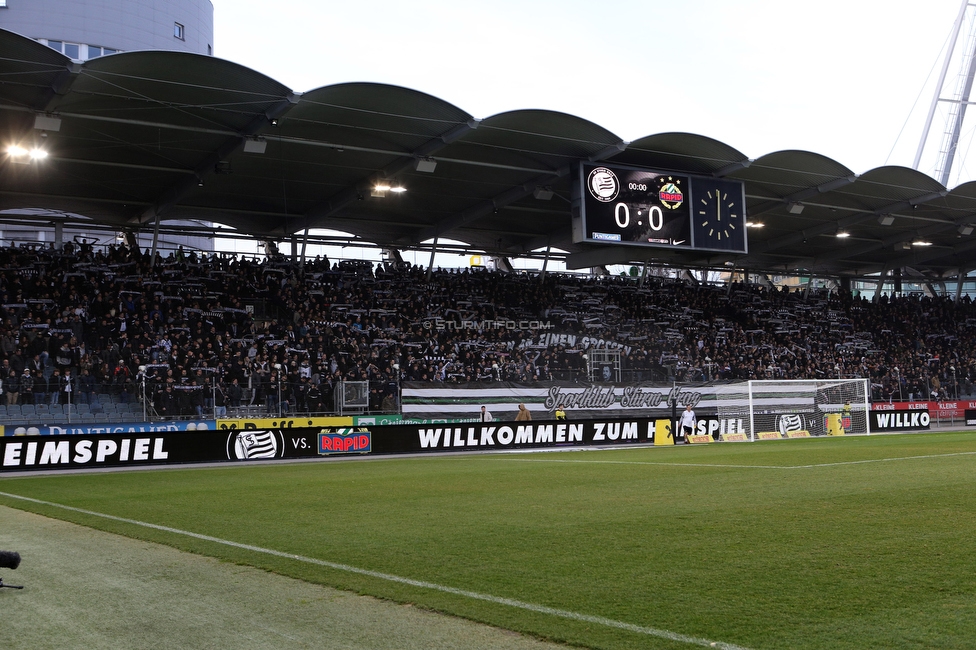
[20,404,35,416]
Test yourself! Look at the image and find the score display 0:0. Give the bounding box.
[615,202,663,230]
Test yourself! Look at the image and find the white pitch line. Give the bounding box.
[785,450,976,468]
[0,490,751,650]
[502,459,788,469]
[500,450,976,470]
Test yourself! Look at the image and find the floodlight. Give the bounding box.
[533,186,554,200]
[415,157,437,173]
[243,137,267,154]
[33,114,61,132]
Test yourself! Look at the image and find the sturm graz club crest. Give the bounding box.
[587,167,619,203]
[227,430,284,460]
[778,414,805,436]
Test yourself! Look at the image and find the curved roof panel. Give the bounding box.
[614,133,748,176]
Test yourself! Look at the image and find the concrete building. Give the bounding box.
[0,0,215,253]
[0,0,213,59]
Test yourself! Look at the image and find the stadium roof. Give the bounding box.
[2,28,976,281]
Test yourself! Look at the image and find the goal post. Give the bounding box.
[714,379,870,440]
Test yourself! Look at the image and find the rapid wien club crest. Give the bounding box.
[657,176,684,210]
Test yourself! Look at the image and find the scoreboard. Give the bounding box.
[574,162,748,254]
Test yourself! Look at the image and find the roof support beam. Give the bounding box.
[406,171,569,245]
[131,94,301,225]
[813,210,976,264]
[39,62,82,113]
[294,119,481,235]
[565,244,681,270]
[503,226,574,256]
[714,159,752,177]
[886,232,976,269]
[406,140,627,246]
[750,190,948,256]
[742,174,858,221]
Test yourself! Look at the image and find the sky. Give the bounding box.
[210,0,975,187]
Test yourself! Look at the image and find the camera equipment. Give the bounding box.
[0,551,23,589]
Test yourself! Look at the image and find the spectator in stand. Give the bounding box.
[49,369,61,405]
[156,384,176,417]
[5,369,19,405]
[213,381,227,418]
[61,368,75,407]
[19,368,33,405]
[32,370,47,406]
[226,377,243,408]
[78,368,96,405]
[4,240,976,423]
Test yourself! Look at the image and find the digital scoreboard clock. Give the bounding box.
[575,162,747,254]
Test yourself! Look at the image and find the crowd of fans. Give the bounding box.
[0,241,973,420]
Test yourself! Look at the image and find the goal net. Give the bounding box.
[714,379,870,440]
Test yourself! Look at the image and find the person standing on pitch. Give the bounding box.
[554,403,567,420]
[679,404,697,442]
[480,405,493,422]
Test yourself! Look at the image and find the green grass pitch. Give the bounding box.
[3,431,976,650]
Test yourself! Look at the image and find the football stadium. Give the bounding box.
[3,2,976,648]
